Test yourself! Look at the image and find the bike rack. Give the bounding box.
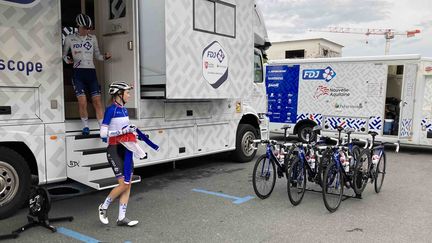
[304,188,362,201]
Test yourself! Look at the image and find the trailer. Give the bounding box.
[265,55,432,144]
[0,0,270,218]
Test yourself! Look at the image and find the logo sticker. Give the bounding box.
[0,0,40,8]
[303,66,336,82]
[83,42,92,50]
[202,41,229,89]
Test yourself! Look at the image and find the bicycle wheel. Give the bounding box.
[374,152,386,193]
[352,145,361,161]
[252,155,276,199]
[322,158,344,213]
[353,149,370,195]
[287,156,306,206]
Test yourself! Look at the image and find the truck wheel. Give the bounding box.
[297,124,316,143]
[233,124,258,163]
[0,147,31,219]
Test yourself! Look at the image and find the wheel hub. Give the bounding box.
[242,131,255,157]
[0,161,19,206]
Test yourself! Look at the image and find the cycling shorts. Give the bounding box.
[106,144,134,184]
[72,68,101,97]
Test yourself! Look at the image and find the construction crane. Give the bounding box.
[309,27,421,55]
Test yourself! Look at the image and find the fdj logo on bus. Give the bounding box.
[303,66,336,82]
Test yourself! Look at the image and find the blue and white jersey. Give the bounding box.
[100,103,136,145]
[62,33,104,69]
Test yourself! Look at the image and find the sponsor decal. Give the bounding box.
[303,66,336,82]
[202,41,229,89]
[83,41,92,51]
[0,0,40,8]
[267,83,279,88]
[0,58,43,76]
[67,161,80,168]
[313,85,350,98]
[335,103,363,109]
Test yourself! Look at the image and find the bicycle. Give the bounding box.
[353,131,400,194]
[286,126,330,206]
[252,126,296,199]
[321,127,368,212]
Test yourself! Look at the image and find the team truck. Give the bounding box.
[265,54,432,145]
[0,0,271,218]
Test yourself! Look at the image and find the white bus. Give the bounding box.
[0,0,270,218]
[266,55,432,145]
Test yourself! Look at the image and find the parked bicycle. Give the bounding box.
[353,131,400,194]
[252,126,296,199]
[286,126,331,206]
[321,127,368,212]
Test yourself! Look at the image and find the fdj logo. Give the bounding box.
[73,42,92,50]
[83,42,92,50]
[207,49,225,63]
[303,66,336,82]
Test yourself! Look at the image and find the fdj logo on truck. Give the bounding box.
[303,66,336,82]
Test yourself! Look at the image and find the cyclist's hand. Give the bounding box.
[121,124,137,134]
[104,52,112,60]
[65,56,73,64]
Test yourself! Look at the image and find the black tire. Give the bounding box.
[322,158,344,213]
[287,156,306,206]
[352,145,361,162]
[233,124,258,162]
[353,149,370,195]
[0,147,31,219]
[252,155,276,199]
[374,152,386,193]
[297,124,316,143]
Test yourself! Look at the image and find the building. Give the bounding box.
[267,38,343,60]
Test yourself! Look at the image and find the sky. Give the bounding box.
[256,0,432,57]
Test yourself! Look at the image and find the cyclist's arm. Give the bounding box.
[93,35,105,61]
[62,36,72,63]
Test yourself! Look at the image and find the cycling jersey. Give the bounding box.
[101,103,137,145]
[63,33,104,69]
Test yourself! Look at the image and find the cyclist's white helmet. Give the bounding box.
[109,81,133,95]
[75,13,92,28]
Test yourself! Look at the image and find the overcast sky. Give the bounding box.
[256,0,432,57]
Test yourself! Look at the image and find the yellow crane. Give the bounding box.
[309,27,421,55]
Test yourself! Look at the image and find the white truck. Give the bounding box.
[0,0,271,218]
[266,55,432,145]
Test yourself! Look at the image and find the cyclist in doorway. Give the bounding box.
[63,13,111,135]
[98,82,140,227]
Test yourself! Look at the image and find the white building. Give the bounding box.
[267,38,343,60]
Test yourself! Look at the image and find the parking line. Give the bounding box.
[192,188,254,204]
[57,227,100,243]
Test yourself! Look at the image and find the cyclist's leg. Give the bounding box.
[117,149,138,225]
[87,69,104,123]
[72,69,89,133]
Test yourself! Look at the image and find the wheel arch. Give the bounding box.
[0,142,38,178]
[294,119,318,135]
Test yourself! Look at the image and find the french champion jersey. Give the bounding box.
[62,33,104,69]
[102,103,136,145]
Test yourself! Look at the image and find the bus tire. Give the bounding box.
[297,124,315,143]
[0,147,31,219]
[233,124,258,163]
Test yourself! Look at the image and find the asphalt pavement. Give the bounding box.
[1,137,432,243]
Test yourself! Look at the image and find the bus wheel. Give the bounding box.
[0,147,31,219]
[297,124,316,143]
[233,124,258,163]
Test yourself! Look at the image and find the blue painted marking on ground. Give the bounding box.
[57,227,100,243]
[192,188,254,204]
